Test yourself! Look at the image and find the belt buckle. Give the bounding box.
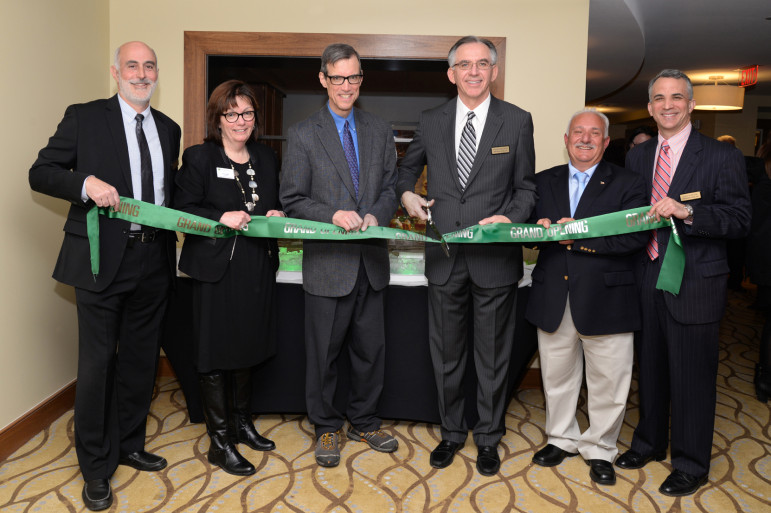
[140,230,157,243]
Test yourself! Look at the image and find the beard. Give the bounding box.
[117,76,158,106]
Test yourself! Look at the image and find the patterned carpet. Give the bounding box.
[1,288,769,512]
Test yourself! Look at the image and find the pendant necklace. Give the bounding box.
[226,154,259,212]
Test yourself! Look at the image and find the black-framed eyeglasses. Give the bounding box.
[222,110,256,123]
[325,74,364,85]
[452,60,493,71]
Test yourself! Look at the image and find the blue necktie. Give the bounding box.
[570,172,588,217]
[343,120,359,196]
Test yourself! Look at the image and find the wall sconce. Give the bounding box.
[693,75,744,111]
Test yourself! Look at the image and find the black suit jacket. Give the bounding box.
[397,96,537,288]
[29,95,181,292]
[627,129,751,324]
[174,140,280,282]
[525,161,648,335]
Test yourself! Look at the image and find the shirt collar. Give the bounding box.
[658,122,691,154]
[456,93,491,126]
[567,161,599,180]
[327,103,355,133]
[117,94,151,123]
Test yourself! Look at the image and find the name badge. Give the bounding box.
[680,191,701,201]
[491,146,510,155]
[216,167,235,179]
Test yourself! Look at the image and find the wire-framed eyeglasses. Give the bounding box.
[452,60,493,71]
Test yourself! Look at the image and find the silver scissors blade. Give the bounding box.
[425,206,450,258]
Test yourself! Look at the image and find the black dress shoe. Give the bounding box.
[615,449,666,469]
[476,445,501,476]
[82,479,112,511]
[659,469,708,497]
[430,440,463,469]
[532,444,578,467]
[588,459,616,485]
[119,450,168,471]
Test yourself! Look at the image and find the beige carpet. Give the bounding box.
[1,288,769,512]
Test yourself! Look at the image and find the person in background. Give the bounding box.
[29,41,181,511]
[616,69,751,497]
[627,125,657,152]
[174,80,283,476]
[527,109,647,486]
[280,43,399,468]
[747,139,771,401]
[397,35,536,477]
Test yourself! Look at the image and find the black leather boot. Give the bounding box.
[230,369,276,451]
[198,372,256,476]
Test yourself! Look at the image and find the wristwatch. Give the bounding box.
[683,203,694,221]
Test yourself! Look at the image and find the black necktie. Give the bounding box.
[135,114,155,205]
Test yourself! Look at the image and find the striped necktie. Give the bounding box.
[458,111,476,189]
[647,142,671,260]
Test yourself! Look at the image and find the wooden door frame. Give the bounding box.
[183,31,506,147]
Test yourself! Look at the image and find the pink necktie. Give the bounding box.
[647,142,671,260]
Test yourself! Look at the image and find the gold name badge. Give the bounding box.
[491,146,510,154]
[680,191,701,201]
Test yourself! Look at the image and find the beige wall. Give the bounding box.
[109,0,589,171]
[1,0,109,430]
[5,0,589,431]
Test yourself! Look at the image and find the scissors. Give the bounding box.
[425,204,450,258]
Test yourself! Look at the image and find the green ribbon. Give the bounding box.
[87,198,684,294]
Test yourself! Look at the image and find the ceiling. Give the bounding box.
[586,0,771,119]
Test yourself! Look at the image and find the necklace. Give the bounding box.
[225,154,259,212]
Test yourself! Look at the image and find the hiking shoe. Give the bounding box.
[315,431,341,467]
[347,428,398,453]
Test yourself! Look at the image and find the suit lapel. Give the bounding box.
[440,99,460,192]
[354,110,369,204]
[465,96,503,190]
[668,130,702,199]
[152,108,173,203]
[574,161,612,219]
[549,165,572,219]
[316,108,358,201]
[105,95,133,194]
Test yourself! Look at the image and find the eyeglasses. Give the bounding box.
[222,110,256,123]
[452,60,493,71]
[325,74,364,85]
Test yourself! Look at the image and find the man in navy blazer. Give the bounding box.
[29,42,180,511]
[397,36,537,476]
[526,109,648,486]
[280,43,399,468]
[615,69,751,496]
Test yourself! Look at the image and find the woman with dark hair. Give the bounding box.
[174,80,284,475]
[748,140,771,401]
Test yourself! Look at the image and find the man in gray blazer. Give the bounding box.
[280,43,399,467]
[397,36,537,476]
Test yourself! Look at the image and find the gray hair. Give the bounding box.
[113,41,158,70]
[320,43,361,75]
[648,69,693,101]
[566,108,609,138]
[447,36,498,67]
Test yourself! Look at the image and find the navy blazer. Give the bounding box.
[174,140,280,283]
[627,129,751,324]
[396,96,537,288]
[29,95,181,291]
[525,161,648,335]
